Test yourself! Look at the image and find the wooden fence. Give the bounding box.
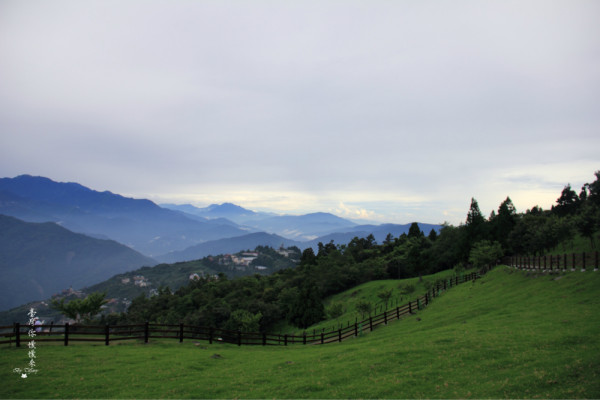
[504,251,599,272]
[1,272,483,348]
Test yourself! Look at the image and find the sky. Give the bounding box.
[1,1,599,225]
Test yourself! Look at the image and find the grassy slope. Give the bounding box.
[296,268,459,335]
[1,267,599,399]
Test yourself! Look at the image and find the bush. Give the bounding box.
[399,284,415,295]
[326,302,345,319]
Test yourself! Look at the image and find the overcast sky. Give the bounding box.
[1,1,598,225]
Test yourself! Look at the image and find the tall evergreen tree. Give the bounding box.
[428,229,438,241]
[491,196,517,251]
[408,222,423,238]
[466,198,485,227]
[465,197,487,245]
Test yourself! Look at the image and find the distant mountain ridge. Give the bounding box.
[156,232,303,263]
[1,175,441,265]
[162,202,260,220]
[0,214,154,311]
[0,175,248,256]
[161,203,357,241]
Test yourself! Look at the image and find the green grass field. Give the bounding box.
[2,266,599,399]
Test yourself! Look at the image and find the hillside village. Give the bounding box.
[10,245,301,324]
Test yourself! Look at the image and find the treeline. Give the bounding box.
[96,171,599,332]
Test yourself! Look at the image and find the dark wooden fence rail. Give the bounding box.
[1,271,486,348]
[503,251,599,272]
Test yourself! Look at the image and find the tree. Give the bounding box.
[428,229,438,242]
[466,198,485,227]
[408,222,423,238]
[553,184,580,216]
[225,309,262,333]
[355,299,373,319]
[300,247,316,266]
[383,233,394,245]
[50,292,108,323]
[575,202,600,248]
[466,198,487,243]
[377,288,393,309]
[326,302,345,319]
[317,240,337,258]
[468,240,503,269]
[423,223,467,272]
[490,196,517,250]
[586,171,600,206]
[507,214,566,255]
[288,280,324,329]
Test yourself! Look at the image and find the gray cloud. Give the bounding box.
[1,0,599,224]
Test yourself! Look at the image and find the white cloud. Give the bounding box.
[333,202,377,221]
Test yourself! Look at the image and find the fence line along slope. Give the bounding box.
[1,271,481,347]
[1,266,599,399]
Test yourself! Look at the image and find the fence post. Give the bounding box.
[338,328,342,342]
[384,310,388,325]
[582,252,586,271]
[396,306,400,319]
[425,293,429,306]
[572,253,576,271]
[238,330,241,346]
[15,323,20,347]
[209,327,213,344]
[564,253,567,271]
[262,332,267,346]
[64,323,69,346]
[303,332,306,345]
[354,322,358,337]
[284,334,287,346]
[105,324,110,346]
[369,316,373,332]
[144,322,149,344]
[408,301,412,314]
[179,323,184,343]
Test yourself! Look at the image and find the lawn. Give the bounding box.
[1,266,599,399]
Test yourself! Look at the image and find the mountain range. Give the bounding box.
[0,175,248,256]
[0,214,154,311]
[0,174,441,311]
[161,203,357,241]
